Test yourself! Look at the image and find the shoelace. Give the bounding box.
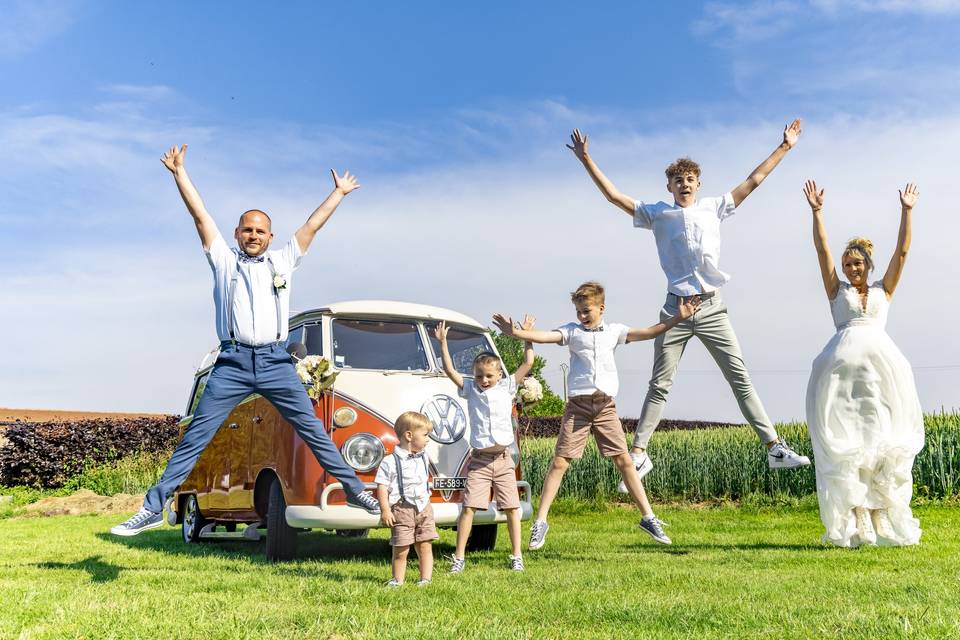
[531,522,546,536]
[510,557,524,570]
[124,509,154,527]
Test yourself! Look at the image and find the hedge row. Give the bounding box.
[0,416,181,488]
[516,415,738,439]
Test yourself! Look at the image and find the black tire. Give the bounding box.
[335,529,370,538]
[466,524,498,551]
[266,478,298,562]
[181,494,208,544]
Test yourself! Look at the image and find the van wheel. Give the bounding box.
[466,524,498,551]
[181,495,208,544]
[266,478,298,562]
[335,529,370,538]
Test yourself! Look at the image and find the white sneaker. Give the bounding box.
[618,451,653,493]
[854,507,877,546]
[871,509,896,542]
[528,519,549,551]
[509,555,525,571]
[767,441,811,469]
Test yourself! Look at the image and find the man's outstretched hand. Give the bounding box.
[783,119,802,149]
[332,169,360,196]
[566,128,589,162]
[161,144,187,173]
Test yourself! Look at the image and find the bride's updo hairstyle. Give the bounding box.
[843,237,874,272]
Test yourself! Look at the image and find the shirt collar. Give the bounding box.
[395,446,425,460]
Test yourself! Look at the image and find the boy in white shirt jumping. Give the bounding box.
[566,121,811,488]
[495,282,698,549]
[375,411,439,587]
[434,318,535,573]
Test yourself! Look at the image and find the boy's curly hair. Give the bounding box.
[664,158,702,181]
[571,281,605,306]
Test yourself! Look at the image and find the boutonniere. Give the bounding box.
[273,274,288,291]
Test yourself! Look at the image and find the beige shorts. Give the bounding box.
[389,502,439,547]
[462,449,521,511]
[554,391,628,459]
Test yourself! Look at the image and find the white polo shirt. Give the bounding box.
[374,446,431,510]
[633,192,737,296]
[556,321,630,398]
[458,377,517,450]
[206,231,303,346]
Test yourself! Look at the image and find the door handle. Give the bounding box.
[228,422,239,430]
[253,415,263,424]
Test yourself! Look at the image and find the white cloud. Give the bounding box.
[0,0,79,57]
[811,0,960,14]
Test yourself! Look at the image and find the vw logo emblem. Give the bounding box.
[420,394,467,444]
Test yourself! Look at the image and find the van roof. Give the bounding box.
[291,300,486,329]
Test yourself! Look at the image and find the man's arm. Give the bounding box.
[730,119,802,207]
[493,314,563,344]
[433,321,464,389]
[294,169,361,254]
[162,145,218,250]
[626,296,700,342]
[567,129,636,216]
[882,183,918,297]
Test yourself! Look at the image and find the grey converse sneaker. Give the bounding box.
[385,578,403,588]
[528,519,549,551]
[767,441,811,469]
[416,578,432,587]
[639,515,672,545]
[345,490,381,514]
[449,556,466,574]
[509,555,525,571]
[110,508,163,537]
[617,451,654,493]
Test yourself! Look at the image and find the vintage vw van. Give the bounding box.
[168,300,533,560]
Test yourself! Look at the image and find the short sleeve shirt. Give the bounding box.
[555,321,630,398]
[633,193,736,296]
[458,376,517,449]
[374,447,431,510]
[206,231,303,345]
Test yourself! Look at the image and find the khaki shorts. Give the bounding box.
[389,502,439,547]
[462,449,521,511]
[555,391,628,459]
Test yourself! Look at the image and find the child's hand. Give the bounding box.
[783,118,802,149]
[677,295,701,320]
[804,180,824,211]
[161,144,187,173]
[565,128,589,161]
[492,313,517,336]
[519,314,536,332]
[380,508,395,528]
[899,182,920,210]
[433,320,449,343]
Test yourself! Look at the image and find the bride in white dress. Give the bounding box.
[803,180,924,547]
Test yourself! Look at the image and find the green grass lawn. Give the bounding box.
[2,503,959,639]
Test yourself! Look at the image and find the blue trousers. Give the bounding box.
[144,341,365,513]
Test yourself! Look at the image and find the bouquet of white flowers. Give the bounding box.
[517,376,543,406]
[294,355,338,399]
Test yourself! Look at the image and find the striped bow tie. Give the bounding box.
[407,452,425,459]
[238,252,265,264]
[583,326,604,332]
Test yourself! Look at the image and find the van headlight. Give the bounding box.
[341,434,384,472]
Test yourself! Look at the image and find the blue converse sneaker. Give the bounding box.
[528,519,549,551]
[767,441,811,470]
[110,507,163,536]
[618,451,654,493]
[639,514,672,545]
[345,490,381,514]
[509,555,525,572]
[449,556,466,574]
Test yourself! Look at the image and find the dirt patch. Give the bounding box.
[0,407,169,423]
[22,490,144,517]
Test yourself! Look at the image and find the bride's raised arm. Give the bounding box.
[882,183,919,298]
[804,180,840,299]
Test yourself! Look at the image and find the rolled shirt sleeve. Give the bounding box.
[717,192,737,221]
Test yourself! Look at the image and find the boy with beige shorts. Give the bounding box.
[375,411,440,587]
[434,318,536,573]
[494,282,698,549]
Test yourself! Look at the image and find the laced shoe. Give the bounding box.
[509,555,525,571]
[854,507,877,546]
[385,578,403,588]
[767,441,811,469]
[416,578,432,587]
[639,515,672,545]
[110,508,163,537]
[345,490,381,514]
[618,451,654,493]
[449,556,466,574]
[871,509,895,542]
[528,519,549,551]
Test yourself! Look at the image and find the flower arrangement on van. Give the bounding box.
[295,355,338,398]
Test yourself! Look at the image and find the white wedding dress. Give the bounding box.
[806,281,924,547]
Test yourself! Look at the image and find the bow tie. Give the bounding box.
[583,325,604,332]
[406,451,425,459]
[238,252,265,264]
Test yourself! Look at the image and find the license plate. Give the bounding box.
[432,477,467,490]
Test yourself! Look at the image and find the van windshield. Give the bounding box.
[332,319,429,371]
[424,322,494,375]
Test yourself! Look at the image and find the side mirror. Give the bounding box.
[286,341,307,360]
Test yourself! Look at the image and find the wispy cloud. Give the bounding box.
[811,0,960,14]
[0,0,79,57]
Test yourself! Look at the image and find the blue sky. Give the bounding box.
[2,0,959,419]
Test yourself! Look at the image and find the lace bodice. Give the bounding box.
[830,281,889,330]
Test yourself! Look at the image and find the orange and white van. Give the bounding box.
[168,300,533,560]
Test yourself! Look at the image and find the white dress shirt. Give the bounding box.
[555,321,630,398]
[206,231,303,345]
[458,376,517,450]
[633,193,737,296]
[374,446,431,510]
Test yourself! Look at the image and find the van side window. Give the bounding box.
[331,319,428,371]
[424,322,494,374]
[186,371,211,416]
[285,326,303,350]
[304,323,323,355]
